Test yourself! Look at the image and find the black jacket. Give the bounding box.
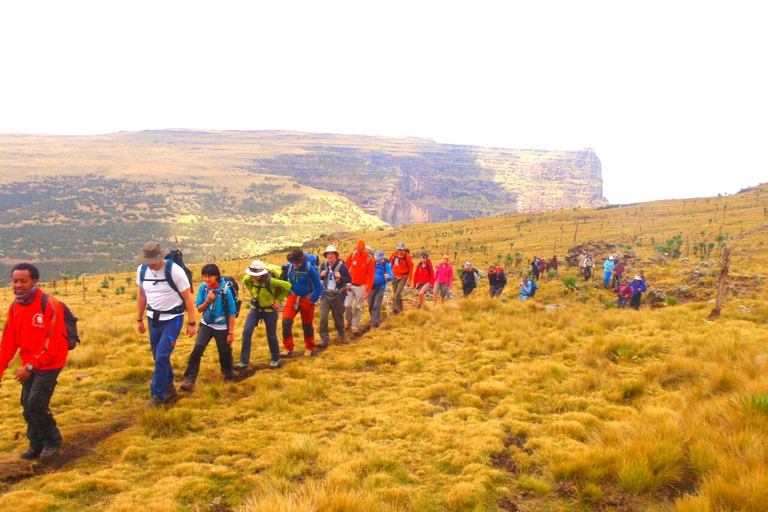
[489,270,507,287]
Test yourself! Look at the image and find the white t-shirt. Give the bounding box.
[136,262,191,321]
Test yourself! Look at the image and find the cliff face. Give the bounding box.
[246,137,604,226]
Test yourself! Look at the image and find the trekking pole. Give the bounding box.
[385,283,391,318]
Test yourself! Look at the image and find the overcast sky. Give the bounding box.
[1,1,766,204]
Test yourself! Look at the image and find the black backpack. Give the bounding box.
[41,294,80,350]
[165,249,193,289]
[220,277,242,318]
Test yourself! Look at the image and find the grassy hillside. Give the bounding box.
[0,185,766,512]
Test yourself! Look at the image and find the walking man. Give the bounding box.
[389,242,413,315]
[317,246,351,347]
[461,262,479,297]
[238,260,291,369]
[345,240,374,334]
[368,250,393,327]
[1,263,69,460]
[488,266,507,298]
[180,264,237,390]
[136,241,197,407]
[282,249,323,357]
[603,256,615,288]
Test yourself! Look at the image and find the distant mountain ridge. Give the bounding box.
[0,130,604,275]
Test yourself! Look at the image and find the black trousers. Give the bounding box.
[22,368,63,450]
[183,324,235,382]
[630,293,642,310]
[463,283,476,297]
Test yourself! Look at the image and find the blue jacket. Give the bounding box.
[604,259,615,272]
[630,279,647,295]
[286,261,323,302]
[196,281,237,327]
[373,260,394,290]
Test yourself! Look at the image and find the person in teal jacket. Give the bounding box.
[368,250,393,328]
[603,256,615,288]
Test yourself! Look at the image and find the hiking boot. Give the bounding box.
[165,384,178,401]
[20,448,41,460]
[337,334,347,344]
[234,362,249,370]
[147,395,163,409]
[351,328,359,335]
[224,375,236,383]
[39,445,61,460]
[269,360,280,369]
[304,350,319,357]
[281,350,294,358]
[344,322,351,330]
[315,340,328,349]
[180,379,195,391]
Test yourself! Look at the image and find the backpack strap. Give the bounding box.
[164,259,179,294]
[139,264,148,286]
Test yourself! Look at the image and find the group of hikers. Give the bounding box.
[577,251,648,309]
[0,241,649,460]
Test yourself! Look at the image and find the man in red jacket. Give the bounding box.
[0,263,69,460]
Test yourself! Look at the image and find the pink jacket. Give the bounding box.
[433,262,454,287]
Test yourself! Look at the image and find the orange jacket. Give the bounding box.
[346,250,375,293]
[389,251,413,280]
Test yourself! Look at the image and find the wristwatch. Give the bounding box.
[25,363,34,372]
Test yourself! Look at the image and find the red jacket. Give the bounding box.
[389,251,413,280]
[412,260,435,287]
[346,250,375,293]
[0,289,68,373]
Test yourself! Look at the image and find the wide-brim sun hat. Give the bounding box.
[634,275,642,280]
[245,260,269,277]
[287,248,307,265]
[374,250,386,261]
[323,245,339,257]
[136,241,165,264]
[396,241,406,250]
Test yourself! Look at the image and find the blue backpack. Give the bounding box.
[527,279,538,297]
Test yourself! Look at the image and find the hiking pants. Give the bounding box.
[391,277,408,314]
[463,283,476,297]
[319,291,345,344]
[344,284,366,330]
[367,287,386,327]
[183,323,234,383]
[603,271,612,287]
[490,285,505,298]
[21,368,63,451]
[612,274,622,288]
[630,293,642,310]
[584,267,592,281]
[148,315,183,400]
[241,308,280,364]
[282,295,315,351]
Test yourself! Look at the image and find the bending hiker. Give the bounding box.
[461,262,480,297]
[136,241,197,407]
[345,240,374,334]
[433,255,454,305]
[180,264,236,390]
[368,250,393,328]
[238,260,291,369]
[0,263,68,460]
[612,259,625,288]
[603,256,615,288]
[583,253,594,281]
[578,251,587,277]
[519,275,539,301]
[282,249,322,357]
[412,253,435,309]
[488,266,507,298]
[318,245,351,347]
[550,255,558,276]
[629,274,647,310]
[614,278,633,308]
[389,242,413,315]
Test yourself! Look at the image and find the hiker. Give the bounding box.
[136,241,197,407]
[345,240,375,334]
[411,253,435,308]
[488,266,507,297]
[520,275,539,301]
[0,263,68,460]
[461,262,480,297]
[238,260,291,369]
[389,242,413,315]
[318,245,351,347]
[433,255,454,304]
[550,255,558,276]
[578,251,587,276]
[368,250,393,328]
[629,275,648,310]
[584,253,594,281]
[612,259,625,288]
[530,256,541,281]
[614,278,634,308]
[282,249,323,357]
[603,256,615,288]
[179,264,237,390]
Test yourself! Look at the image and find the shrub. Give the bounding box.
[666,296,678,305]
[562,275,579,293]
